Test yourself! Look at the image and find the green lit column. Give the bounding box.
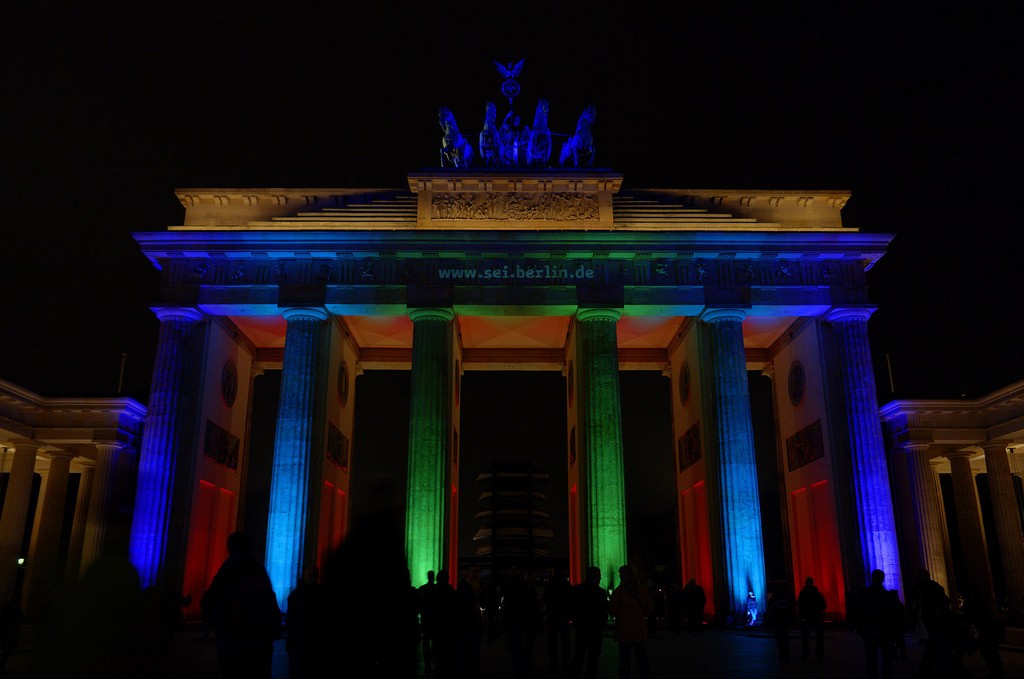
[703,308,766,620]
[406,307,454,588]
[575,308,627,588]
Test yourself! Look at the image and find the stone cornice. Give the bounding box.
[880,379,1024,445]
[0,378,146,447]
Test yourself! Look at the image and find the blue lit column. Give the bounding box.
[702,309,767,618]
[826,308,902,595]
[0,440,41,600]
[266,307,327,610]
[129,307,203,588]
[405,308,453,588]
[575,308,628,589]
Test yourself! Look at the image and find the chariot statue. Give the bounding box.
[439,106,473,168]
[559,105,596,167]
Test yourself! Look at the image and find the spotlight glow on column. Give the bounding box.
[129,307,202,588]
[405,308,454,587]
[265,308,327,611]
[576,308,627,589]
[826,308,902,597]
[703,308,767,619]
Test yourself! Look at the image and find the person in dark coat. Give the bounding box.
[285,566,319,679]
[609,565,654,679]
[568,566,608,679]
[544,566,572,675]
[200,532,282,679]
[501,565,540,679]
[681,578,706,634]
[855,569,902,679]
[797,576,827,660]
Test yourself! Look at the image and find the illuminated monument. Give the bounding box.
[117,61,903,620]
[3,73,1021,624]
[126,164,907,620]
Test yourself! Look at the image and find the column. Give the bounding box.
[575,308,628,588]
[0,441,41,600]
[81,443,125,574]
[129,307,203,588]
[703,309,767,617]
[946,450,995,603]
[405,308,454,588]
[64,461,95,584]
[265,308,327,610]
[24,451,73,611]
[981,442,1024,611]
[826,308,902,595]
[901,443,950,592]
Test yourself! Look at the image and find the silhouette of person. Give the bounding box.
[855,569,901,679]
[418,569,438,672]
[34,556,168,679]
[502,564,540,679]
[431,569,466,679]
[315,483,419,677]
[797,576,826,659]
[961,592,1005,679]
[457,575,484,679]
[681,578,706,634]
[609,565,653,679]
[911,568,959,678]
[286,565,320,679]
[568,566,607,679]
[200,531,281,679]
[544,566,571,675]
[766,583,793,661]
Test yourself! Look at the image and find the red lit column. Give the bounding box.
[24,451,74,612]
[0,440,41,600]
[901,443,951,592]
[981,441,1024,611]
[946,450,995,603]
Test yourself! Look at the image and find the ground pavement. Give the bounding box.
[4,621,1022,677]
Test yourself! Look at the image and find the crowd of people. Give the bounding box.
[194,539,1012,679]
[2,536,1013,679]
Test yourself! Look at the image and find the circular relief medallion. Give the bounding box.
[338,361,350,407]
[788,360,806,407]
[221,360,238,407]
[678,361,691,406]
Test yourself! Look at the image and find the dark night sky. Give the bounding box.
[1,4,1019,561]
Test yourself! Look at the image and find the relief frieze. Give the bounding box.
[430,192,599,221]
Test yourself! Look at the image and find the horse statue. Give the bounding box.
[559,105,596,167]
[439,107,473,168]
[478,101,503,168]
[527,99,552,167]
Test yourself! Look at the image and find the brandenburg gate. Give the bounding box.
[127,170,902,620]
